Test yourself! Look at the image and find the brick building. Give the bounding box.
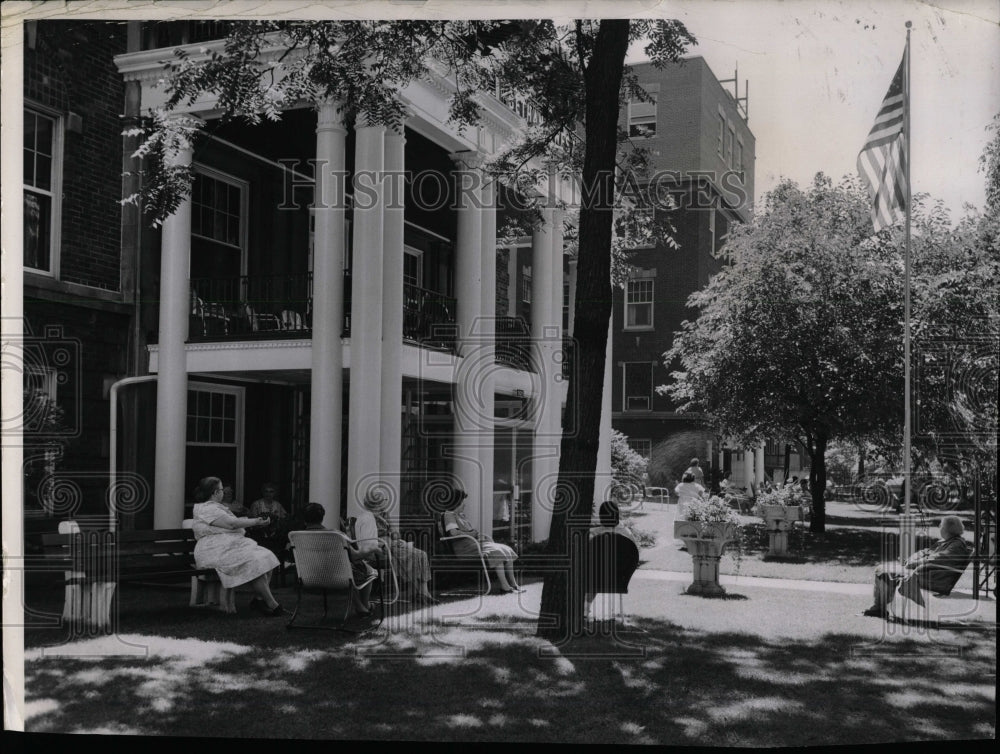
[611,56,809,489]
[21,21,134,524]
[18,20,593,547]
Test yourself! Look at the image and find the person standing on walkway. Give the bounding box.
[684,458,705,487]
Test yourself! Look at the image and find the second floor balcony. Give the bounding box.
[185,271,458,352]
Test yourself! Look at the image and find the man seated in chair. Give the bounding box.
[863,515,973,618]
[585,501,639,618]
[301,502,377,616]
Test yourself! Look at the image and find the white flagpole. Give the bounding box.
[901,21,915,562]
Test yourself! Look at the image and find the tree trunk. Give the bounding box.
[808,434,828,533]
[537,19,630,642]
[857,443,865,479]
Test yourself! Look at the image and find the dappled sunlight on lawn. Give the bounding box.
[21,585,994,744]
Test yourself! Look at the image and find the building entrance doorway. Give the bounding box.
[492,424,533,551]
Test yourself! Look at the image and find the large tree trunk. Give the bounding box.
[808,433,828,533]
[537,20,630,642]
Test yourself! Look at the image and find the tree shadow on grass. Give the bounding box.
[739,525,938,569]
[23,594,995,746]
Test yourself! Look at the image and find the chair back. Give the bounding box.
[586,532,640,594]
[288,530,356,590]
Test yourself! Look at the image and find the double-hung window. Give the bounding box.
[628,438,652,459]
[24,106,61,275]
[623,362,654,412]
[625,278,654,330]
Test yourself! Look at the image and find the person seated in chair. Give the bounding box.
[585,500,640,619]
[361,488,438,604]
[863,515,973,618]
[248,482,291,560]
[590,500,638,545]
[298,502,376,617]
[442,484,523,594]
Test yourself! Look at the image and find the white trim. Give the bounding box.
[23,102,64,279]
[206,133,314,183]
[187,380,245,501]
[404,219,451,245]
[622,361,654,412]
[191,164,250,276]
[624,278,654,331]
[403,244,424,287]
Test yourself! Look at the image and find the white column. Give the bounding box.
[755,442,766,487]
[743,450,755,494]
[507,246,518,318]
[449,151,486,533]
[550,207,564,440]
[346,121,386,519]
[379,126,406,527]
[593,319,615,507]
[309,101,347,530]
[479,177,497,530]
[530,208,557,541]
[567,258,578,338]
[153,125,194,529]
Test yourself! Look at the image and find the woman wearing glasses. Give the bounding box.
[191,476,284,616]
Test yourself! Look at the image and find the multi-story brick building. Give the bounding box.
[611,56,809,489]
[19,20,585,549]
[21,21,134,526]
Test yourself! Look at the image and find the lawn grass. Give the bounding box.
[18,498,995,745]
[21,581,996,745]
[630,503,957,583]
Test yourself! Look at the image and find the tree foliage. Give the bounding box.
[662,174,904,532]
[132,18,697,640]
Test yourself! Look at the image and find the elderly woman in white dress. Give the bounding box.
[192,476,284,616]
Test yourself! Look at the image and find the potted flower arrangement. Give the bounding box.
[674,496,744,595]
[752,485,808,557]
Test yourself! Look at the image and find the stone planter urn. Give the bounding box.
[760,504,803,557]
[674,520,740,595]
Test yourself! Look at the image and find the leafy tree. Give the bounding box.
[906,120,999,507]
[662,175,903,533]
[129,18,696,640]
[610,429,648,488]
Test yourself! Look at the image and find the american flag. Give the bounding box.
[857,53,907,232]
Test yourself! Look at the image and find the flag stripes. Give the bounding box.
[857,54,907,232]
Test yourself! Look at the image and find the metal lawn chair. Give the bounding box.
[286,530,383,632]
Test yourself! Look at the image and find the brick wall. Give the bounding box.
[24,21,127,291]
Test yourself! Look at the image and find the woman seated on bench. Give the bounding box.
[863,515,973,618]
[192,476,285,617]
[442,484,523,594]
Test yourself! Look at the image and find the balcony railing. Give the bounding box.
[403,282,456,351]
[186,273,458,352]
[189,273,314,340]
[495,316,533,372]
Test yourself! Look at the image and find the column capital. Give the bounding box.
[448,150,485,171]
[355,115,388,132]
[315,99,347,134]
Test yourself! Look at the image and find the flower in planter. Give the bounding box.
[678,495,745,571]
[751,484,810,518]
[681,495,743,525]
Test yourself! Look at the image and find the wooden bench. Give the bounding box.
[41,525,224,630]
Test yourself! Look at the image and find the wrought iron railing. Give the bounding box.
[403,282,457,350]
[189,273,314,340]
[185,272,458,352]
[495,316,533,372]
